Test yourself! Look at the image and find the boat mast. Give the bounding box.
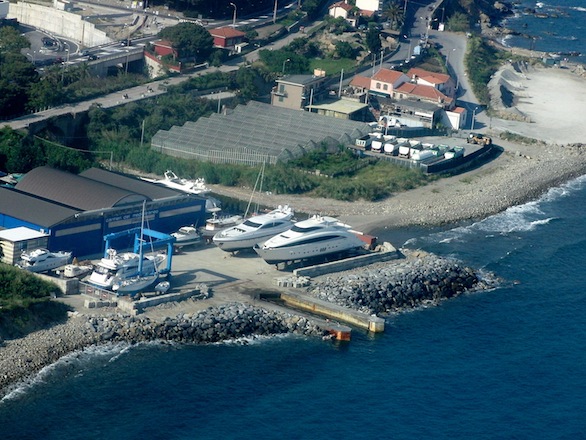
[244,158,266,218]
[138,200,145,274]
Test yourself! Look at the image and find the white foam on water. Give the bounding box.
[1,342,132,404]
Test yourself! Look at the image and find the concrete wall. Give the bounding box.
[8,2,111,47]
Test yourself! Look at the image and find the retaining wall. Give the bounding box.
[8,2,111,46]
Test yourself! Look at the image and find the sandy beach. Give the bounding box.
[209,64,586,234]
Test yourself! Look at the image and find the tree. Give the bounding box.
[382,1,404,30]
[158,22,214,61]
[335,41,355,59]
[0,27,30,53]
[365,25,382,53]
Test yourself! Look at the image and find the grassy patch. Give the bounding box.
[309,58,356,75]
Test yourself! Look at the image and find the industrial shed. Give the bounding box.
[0,167,206,258]
[150,101,371,166]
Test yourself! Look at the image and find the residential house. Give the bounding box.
[151,40,178,59]
[271,73,330,111]
[210,27,246,51]
[328,1,357,27]
[407,67,456,100]
[369,68,409,98]
[393,82,454,109]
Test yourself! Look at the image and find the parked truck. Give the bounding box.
[467,133,492,145]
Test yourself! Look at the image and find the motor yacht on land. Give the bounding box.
[253,215,365,265]
[141,170,210,195]
[212,205,295,252]
[171,226,203,248]
[88,249,165,290]
[16,248,73,273]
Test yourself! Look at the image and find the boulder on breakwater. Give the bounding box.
[0,303,325,397]
[305,250,491,315]
[86,302,324,344]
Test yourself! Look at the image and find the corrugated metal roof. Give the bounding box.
[80,167,182,200]
[15,166,147,210]
[0,187,79,227]
[0,226,48,241]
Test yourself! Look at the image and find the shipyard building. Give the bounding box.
[0,167,206,260]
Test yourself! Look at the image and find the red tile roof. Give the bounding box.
[210,27,246,38]
[330,1,353,11]
[350,75,371,89]
[372,68,405,84]
[395,82,453,105]
[407,67,450,85]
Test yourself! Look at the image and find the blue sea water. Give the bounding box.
[2,174,586,439]
[500,0,586,61]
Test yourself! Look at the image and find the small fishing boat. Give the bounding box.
[171,226,203,248]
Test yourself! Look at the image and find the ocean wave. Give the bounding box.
[213,333,296,346]
[0,342,132,404]
[571,6,586,13]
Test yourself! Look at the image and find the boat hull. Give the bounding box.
[253,237,363,265]
[214,227,291,252]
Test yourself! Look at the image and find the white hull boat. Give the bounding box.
[141,170,210,195]
[88,249,165,290]
[171,226,203,248]
[213,205,295,252]
[16,248,72,273]
[253,215,365,265]
[201,213,243,239]
[112,273,160,294]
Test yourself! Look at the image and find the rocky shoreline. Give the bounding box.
[0,250,493,400]
[0,303,325,399]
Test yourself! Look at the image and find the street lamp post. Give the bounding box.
[230,2,237,27]
[472,106,480,130]
[446,48,455,67]
[282,58,290,74]
[273,0,278,23]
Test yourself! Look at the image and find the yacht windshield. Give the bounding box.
[243,219,262,228]
[290,225,323,233]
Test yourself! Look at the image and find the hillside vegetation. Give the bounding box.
[0,264,70,340]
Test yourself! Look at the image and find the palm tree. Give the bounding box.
[382,1,404,30]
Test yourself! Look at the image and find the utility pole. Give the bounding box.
[338,69,344,97]
[273,0,278,24]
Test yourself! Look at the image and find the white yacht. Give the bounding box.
[16,248,72,273]
[253,215,365,265]
[212,205,295,252]
[142,170,210,195]
[88,249,165,290]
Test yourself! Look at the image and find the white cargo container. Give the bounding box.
[371,140,383,152]
[383,142,397,155]
[411,149,435,161]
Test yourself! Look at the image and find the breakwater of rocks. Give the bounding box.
[0,303,324,398]
[306,250,494,315]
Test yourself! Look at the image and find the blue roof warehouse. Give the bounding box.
[0,167,207,258]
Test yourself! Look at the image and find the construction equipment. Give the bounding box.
[467,133,492,145]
